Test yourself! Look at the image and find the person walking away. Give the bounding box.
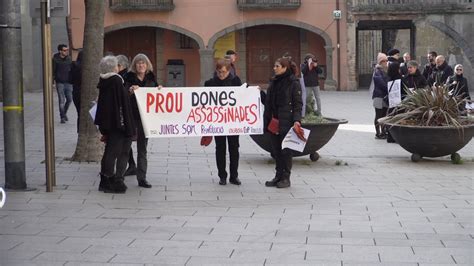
[125,53,157,188]
[116,55,137,177]
[70,50,83,132]
[263,57,304,188]
[372,53,389,140]
[52,44,73,124]
[301,54,323,116]
[204,59,243,185]
[94,56,135,193]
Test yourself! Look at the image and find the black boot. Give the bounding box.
[265,177,280,187]
[124,166,137,176]
[104,176,127,194]
[276,178,290,188]
[219,178,226,185]
[98,174,109,192]
[229,177,241,185]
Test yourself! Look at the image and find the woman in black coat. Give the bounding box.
[446,64,471,100]
[263,57,303,188]
[401,60,428,97]
[125,53,158,189]
[95,56,135,193]
[204,59,243,186]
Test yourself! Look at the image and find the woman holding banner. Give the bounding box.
[204,59,243,186]
[263,57,303,189]
[125,53,158,188]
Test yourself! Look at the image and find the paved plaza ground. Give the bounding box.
[0,90,473,265]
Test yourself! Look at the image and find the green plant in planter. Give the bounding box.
[302,98,328,124]
[380,84,471,127]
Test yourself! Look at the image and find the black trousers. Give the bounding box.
[214,135,239,179]
[270,129,293,179]
[100,131,132,178]
[135,119,148,181]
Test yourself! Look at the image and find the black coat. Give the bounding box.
[301,63,323,87]
[204,73,242,87]
[124,72,158,121]
[422,62,436,80]
[95,73,135,137]
[402,69,427,90]
[446,74,471,100]
[428,61,453,86]
[264,70,303,133]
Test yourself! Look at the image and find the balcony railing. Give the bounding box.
[109,0,175,12]
[351,0,473,13]
[237,0,301,10]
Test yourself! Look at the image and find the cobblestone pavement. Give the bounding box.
[1,91,473,265]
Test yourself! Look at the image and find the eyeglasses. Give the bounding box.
[455,69,463,71]
[61,49,69,52]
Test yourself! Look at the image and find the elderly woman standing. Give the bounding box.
[95,56,135,193]
[263,57,303,189]
[372,53,389,139]
[446,64,471,101]
[125,53,158,188]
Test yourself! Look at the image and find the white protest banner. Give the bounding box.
[134,85,264,138]
[281,127,310,152]
[387,79,401,108]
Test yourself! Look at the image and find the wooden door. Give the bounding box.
[246,25,300,86]
[104,27,156,70]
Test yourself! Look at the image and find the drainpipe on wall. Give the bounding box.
[336,0,341,91]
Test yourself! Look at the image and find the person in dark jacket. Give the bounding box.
[301,53,323,116]
[125,53,158,188]
[422,51,437,81]
[401,60,428,97]
[204,59,243,186]
[428,55,453,87]
[53,44,73,124]
[399,52,411,76]
[263,57,303,189]
[70,50,83,133]
[372,53,389,139]
[116,54,137,177]
[446,64,471,101]
[95,56,135,193]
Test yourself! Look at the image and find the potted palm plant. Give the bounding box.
[379,84,474,162]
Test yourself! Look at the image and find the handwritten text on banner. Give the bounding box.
[134,85,264,138]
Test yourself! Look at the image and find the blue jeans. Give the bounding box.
[56,82,73,119]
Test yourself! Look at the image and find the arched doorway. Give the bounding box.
[104,23,204,87]
[208,19,335,89]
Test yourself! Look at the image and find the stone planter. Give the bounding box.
[250,117,348,161]
[382,122,474,162]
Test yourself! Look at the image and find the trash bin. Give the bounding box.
[166,59,185,87]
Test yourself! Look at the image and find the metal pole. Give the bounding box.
[336,0,341,91]
[41,0,56,192]
[1,0,31,191]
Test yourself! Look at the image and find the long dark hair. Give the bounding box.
[276,57,299,77]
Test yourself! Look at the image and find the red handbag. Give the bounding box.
[200,136,213,146]
[267,117,279,135]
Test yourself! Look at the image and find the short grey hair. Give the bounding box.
[99,56,118,74]
[116,55,129,69]
[130,53,153,73]
[407,60,418,68]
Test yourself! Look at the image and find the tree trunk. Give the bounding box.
[71,0,105,162]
